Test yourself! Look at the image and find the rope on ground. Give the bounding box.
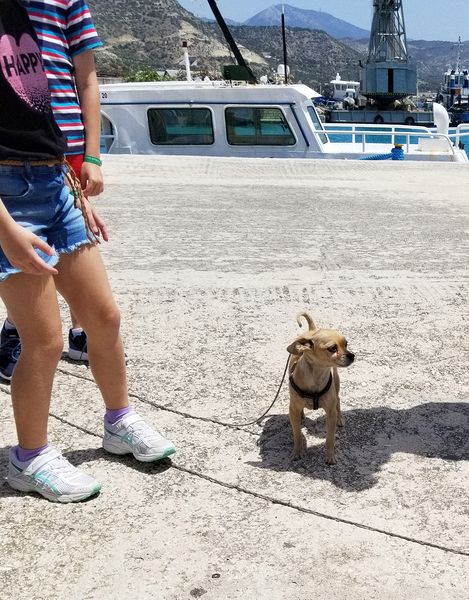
[358,146,405,161]
[56,355,291,432]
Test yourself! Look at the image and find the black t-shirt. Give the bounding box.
[0,0,66,160]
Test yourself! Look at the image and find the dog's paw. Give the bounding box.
[325,452,337,466]
[292,448,304,461]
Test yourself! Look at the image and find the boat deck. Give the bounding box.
[1,156,469,599]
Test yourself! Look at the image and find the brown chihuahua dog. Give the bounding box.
[287,312,355,465]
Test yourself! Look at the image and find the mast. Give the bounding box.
[456,36,462,73]
[206,0,257,83]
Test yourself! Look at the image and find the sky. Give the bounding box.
[177,0,469,42]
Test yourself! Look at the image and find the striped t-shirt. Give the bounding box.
[23,0,102,155]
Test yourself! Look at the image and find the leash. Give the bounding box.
[225,354,291,428]
[63,158,100,244]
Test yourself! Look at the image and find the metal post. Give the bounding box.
[281,5,288,85]
[182,41,192,82]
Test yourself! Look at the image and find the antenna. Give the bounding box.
[281,4,288,85]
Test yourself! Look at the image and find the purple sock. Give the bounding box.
[15,443,49,463]
[105,406,132,425]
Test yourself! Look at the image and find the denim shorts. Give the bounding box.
[0,163,91,281]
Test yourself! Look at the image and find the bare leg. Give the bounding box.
[54,245,128,410]
[69,310,81,329]
[0,274,62,448]
[7,308,80,329]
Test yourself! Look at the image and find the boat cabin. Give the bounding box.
[100,81,329,158]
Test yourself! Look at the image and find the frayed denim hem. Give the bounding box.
[0,239,95,282]
[0,254,58,282]
[56,238,95,256]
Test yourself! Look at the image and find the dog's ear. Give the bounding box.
[287,337,313,355]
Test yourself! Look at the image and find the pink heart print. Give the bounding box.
[0,33,50,113]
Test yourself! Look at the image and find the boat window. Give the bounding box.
[101,115,115,153]
[225,107,295,145]
[306,106,328,144]
[147,108,214,145]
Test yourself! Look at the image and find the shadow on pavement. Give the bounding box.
[0,445,173,500]
[249,402,469,491]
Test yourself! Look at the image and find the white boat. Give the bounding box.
[435,38,469,126]
[99,81,468,163]
[330,72,361,107]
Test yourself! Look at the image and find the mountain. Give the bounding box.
[232,25,362,89]
[201,17,241,26]
[407,40,465,90]
[87,0,363,88]
[245,4,369,40]
[86,0,463,94]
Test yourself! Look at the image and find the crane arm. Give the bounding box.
[206,0,257,83]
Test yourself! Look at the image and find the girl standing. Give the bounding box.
[1,0,175,503]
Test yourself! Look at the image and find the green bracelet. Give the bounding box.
[84,154,102,167]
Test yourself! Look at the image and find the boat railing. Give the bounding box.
[451,123,469,147]
[323,123,458,156]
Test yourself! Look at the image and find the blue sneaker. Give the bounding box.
[0,322,21,381]
[67,329,128,364]
[67,328,88,362]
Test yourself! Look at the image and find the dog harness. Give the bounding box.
[288,371,333,410]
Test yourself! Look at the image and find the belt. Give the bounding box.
[0,158,64,167]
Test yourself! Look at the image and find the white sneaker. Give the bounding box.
[7,447,101,503]
[103,412,176,462]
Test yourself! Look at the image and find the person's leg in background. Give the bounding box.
[64,153,89,362]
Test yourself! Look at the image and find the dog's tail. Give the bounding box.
[296,311,316,331]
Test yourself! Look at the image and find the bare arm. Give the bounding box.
[73,50,108,240]
[73,50,103,196]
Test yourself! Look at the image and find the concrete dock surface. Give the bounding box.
[1,156,469,599]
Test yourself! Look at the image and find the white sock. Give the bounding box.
[4,319,16,331]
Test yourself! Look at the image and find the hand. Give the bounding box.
[79,197,109,242]
[80,161,104,197]
[90,202,109,241]
[0,221,57,276]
